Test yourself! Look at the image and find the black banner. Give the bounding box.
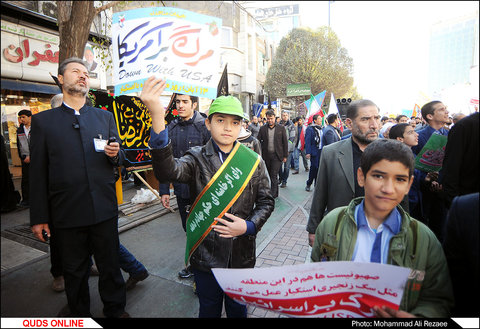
[88,90,177,167]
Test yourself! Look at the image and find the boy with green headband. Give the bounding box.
[140,76,274,318]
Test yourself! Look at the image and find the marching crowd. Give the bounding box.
[2,57,478,318]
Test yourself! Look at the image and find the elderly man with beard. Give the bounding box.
[30,58,128,317]
[306,99,381,246]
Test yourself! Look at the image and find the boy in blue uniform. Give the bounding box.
[311,139,453,317]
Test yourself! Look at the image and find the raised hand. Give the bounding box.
[140,76,167,133]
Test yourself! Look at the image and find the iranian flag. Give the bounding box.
[306,91,326,125]
[300,91,326,150]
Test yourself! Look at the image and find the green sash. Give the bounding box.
[184,142,261,265]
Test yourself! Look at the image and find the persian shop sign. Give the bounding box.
[287,83,311,97]
[254,4,300,20]
[1,21,102,87]
[112,7,222,99]
[1,21,60,84]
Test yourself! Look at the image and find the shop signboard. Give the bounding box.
[286,83,311,97]
[1,21,103,88]
[254,4,300,20]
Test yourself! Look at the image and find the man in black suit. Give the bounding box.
[439,112,479,207]
[442,192,479,317]
[257,109,288,198]
[30,57,128,317]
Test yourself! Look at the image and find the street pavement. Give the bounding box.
[1,165,314,319]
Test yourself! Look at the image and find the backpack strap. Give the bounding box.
[409,219,418,260]
[333,208,347,239]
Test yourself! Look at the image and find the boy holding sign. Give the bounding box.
[140,76,274,318]
[311,139,453,317]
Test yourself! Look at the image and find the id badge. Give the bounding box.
[94,138,107,152]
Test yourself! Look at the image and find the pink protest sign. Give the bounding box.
[212,261,411,317]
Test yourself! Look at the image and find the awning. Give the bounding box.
[1,79,61,95]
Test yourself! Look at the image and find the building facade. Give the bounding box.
[428,10,479,113]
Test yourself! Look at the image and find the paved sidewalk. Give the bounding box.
[248,203,312,318]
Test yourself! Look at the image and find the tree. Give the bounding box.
[57,1,119,64]
[265,27,356,101]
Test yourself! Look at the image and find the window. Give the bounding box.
[222,27,232,47]
[222,27,238,48]
[248,34,253,70]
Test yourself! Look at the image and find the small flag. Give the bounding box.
[412,104,420,118]
[305,91,326,125]
[328,93,343,132]
[300,91,326,148]
[217,64,229,97]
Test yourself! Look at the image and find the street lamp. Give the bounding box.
[328,1,334,27]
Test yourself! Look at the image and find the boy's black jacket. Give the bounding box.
[151,139,275,272]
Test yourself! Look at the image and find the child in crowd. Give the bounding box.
[139,76,274,318]
[389,123,435,223]
[311,139,453,317]
[389,123,420,217]
[389,123,418,148]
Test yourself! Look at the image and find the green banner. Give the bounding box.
[286,83,311,97]
[414,133,448,172]
[185,142,261,265]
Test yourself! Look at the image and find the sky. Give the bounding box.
[252,1,479,116]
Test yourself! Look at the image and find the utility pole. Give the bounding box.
[328,1,334,27]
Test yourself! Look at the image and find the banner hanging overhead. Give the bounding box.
[112,7,222,99]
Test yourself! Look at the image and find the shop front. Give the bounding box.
[1,19,104,170]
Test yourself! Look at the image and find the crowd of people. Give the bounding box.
[2,56,478,318]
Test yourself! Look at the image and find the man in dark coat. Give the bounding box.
[29,57,127,317]
[1,135,21,212]
[439,112,479,207]
[304,114,324,191]
[442,192,479,317]
[16,109,32,206]
[257,109,288,198]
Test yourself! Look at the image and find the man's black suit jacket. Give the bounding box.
[257,124,288,162]
[29,105,124,229]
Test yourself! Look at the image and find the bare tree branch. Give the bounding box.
[95,1,120,15]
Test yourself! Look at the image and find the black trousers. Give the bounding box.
[306,154,320,186]
[49,223,63,278]
[20,161,29,203]
[176,196,191,232]
[421,190,447,243]
[55,217,126,317]
[263,153,282,198]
